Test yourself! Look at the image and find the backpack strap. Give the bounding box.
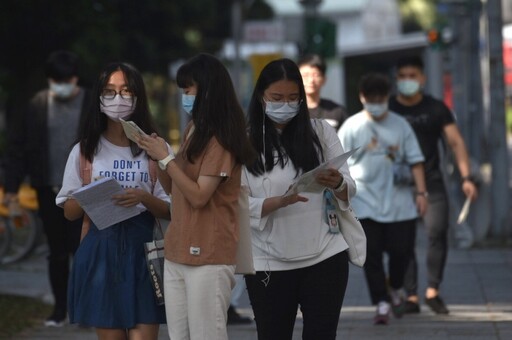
[148,159,157,194]
[78,152,92,241]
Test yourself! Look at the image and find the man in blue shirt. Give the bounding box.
[338,73,427,325]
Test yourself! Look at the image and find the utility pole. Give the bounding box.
[299,0,322,54]
[445,0,483,162]
[486,0,510,238]
[231,0,243,99]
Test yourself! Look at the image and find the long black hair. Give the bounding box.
[245,58,323,177]
[78,62,157,161]
[176,53,255,165]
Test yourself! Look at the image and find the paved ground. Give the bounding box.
[1,228,512,340]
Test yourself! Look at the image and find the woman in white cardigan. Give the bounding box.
[242,58,356,340]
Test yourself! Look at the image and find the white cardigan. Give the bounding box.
[242,119,356,271]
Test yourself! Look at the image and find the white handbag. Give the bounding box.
[313,119,366,267]
[336,202,367,267]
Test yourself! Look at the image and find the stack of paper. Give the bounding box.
[72,177,141,229]
[285,148,358,196]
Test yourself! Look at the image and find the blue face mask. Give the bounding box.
[264,100,300,124]
[50,82,76,99]
[397,79,420,97]
[364,103,388,118]
[182,94,196,115]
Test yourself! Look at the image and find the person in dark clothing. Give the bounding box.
[389,56,478,315]
[298,54,348,131]
[3,50,90,327]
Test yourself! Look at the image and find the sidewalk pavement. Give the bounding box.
[1,228,512,340]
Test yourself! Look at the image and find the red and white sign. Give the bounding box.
[243,21,284,42]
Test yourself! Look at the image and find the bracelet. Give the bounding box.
[416,191,429,198]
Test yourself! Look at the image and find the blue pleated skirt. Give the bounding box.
[68,211,166,328]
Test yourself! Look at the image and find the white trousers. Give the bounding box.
[164,260,235,340]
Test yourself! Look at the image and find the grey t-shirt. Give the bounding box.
[47,89,84,187]
[338,111,424,222]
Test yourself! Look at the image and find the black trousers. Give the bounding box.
[36,186,82,314]
[404,191,449,295]
[245,251,349,340]
[361,218,416,305]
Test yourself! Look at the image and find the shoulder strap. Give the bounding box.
[78,151,92,241]
[79,152,92,185]
[313,119,327,157]
[148,159,157,193]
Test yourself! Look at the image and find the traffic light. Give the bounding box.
[427,29,440,46]
[426,26,453,50]
[304,17,336,58]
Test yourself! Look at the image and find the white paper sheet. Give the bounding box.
[72,177,141,229]
[457,197,472,224]
[284,148,359,196]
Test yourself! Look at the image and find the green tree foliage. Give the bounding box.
[0,0,233,99]
[398,0,440,33]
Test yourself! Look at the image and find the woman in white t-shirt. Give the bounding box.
[56,62,170,339]
[242,58,356,340]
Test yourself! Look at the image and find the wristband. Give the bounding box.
[461,175,473,184]
[416,192,429,198]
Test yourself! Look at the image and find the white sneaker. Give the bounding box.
[374,301,390,325]
[44,313,66,327]
[390,288,406,306]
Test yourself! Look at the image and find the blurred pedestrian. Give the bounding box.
[227,275,252,325]
[137,53,256,340]
[243,58,356,340]
[56,62,170,339]
[298,54,348,130]
[338,73,427,325]
[3,50,90,327]
[389,56,478,315]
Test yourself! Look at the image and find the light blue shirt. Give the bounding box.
[338,111,424,222]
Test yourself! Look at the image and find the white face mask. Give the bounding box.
[50,82,76,99]
[397,79,421,96]
[264,100,300,124]
[100,95,136,121]
[364,103,388,118]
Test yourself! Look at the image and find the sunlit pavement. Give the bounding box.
[1,227,511,340]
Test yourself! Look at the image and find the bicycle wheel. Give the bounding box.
[1,209,41,264]
[0,218,12,263]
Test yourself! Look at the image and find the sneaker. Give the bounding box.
[227,306,252,325]
[373,301,390,325]
[44,311,66,327]
[404,300,421,314]
[391,301,405,318]
[389,289,405,318]
[425,295,449,314]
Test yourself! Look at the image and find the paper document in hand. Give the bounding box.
[72,177,141,229]
[119,118,148,143]
[285,148,359,196]
[457,197,472,224]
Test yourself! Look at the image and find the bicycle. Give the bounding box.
[0,218,12,261]
[0,183,41,265]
